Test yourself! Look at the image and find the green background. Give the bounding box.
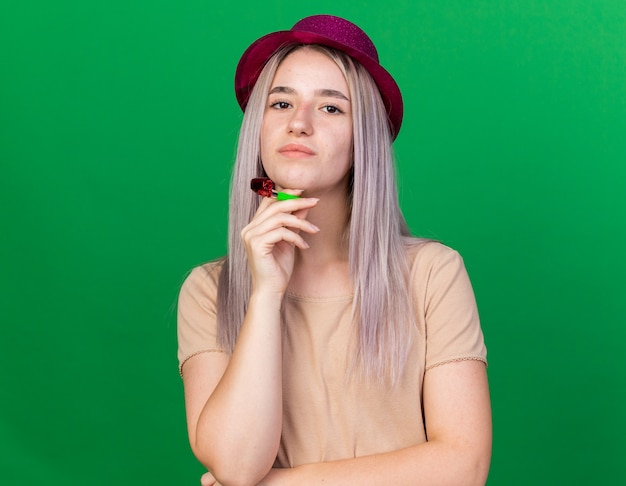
[1,0,624,484]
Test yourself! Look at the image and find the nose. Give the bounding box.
[287,105,313,136]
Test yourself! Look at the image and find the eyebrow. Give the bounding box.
[268,86,350,101]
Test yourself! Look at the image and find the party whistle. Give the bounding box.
[250,177,301,200]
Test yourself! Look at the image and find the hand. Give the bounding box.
[200,471,218,485]
[241,194,320,295]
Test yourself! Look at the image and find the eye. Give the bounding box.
[270,100,291,110]
[321,104,343,115]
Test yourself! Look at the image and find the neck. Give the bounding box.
[288,190,352,296]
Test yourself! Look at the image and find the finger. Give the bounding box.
[275,188,304,197]
[242,220,318,255]
[200,471,216,486]
[242,209,320,245]
[251,197,319,226]
[292,206,311,227]
[247,225,312,252]
[258,211,319,234]
[251,198,319,230]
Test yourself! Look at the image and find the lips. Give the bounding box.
[278,143,316,157]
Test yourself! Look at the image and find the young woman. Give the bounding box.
[177,15,491,486]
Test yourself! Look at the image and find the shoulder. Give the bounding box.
[403,238,474,302]
[404,238,464,272]
[403,241,486,368]
[178,257,226,309]
[181,258,225,292]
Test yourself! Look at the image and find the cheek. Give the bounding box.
[338,130,353,162]
[260,124,272,163]
[260,121,267,149]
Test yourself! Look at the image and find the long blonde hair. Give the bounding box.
[217,45,415,383]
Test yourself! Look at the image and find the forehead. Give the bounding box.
[271,47,349,90]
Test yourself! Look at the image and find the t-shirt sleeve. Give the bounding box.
[417,243,487,370]
[177,262,226,376]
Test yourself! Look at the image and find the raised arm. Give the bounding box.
[181,195,320,486]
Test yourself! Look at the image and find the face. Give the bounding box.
[260,47,353,196]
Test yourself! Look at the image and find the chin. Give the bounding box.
[269,174,310,192]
